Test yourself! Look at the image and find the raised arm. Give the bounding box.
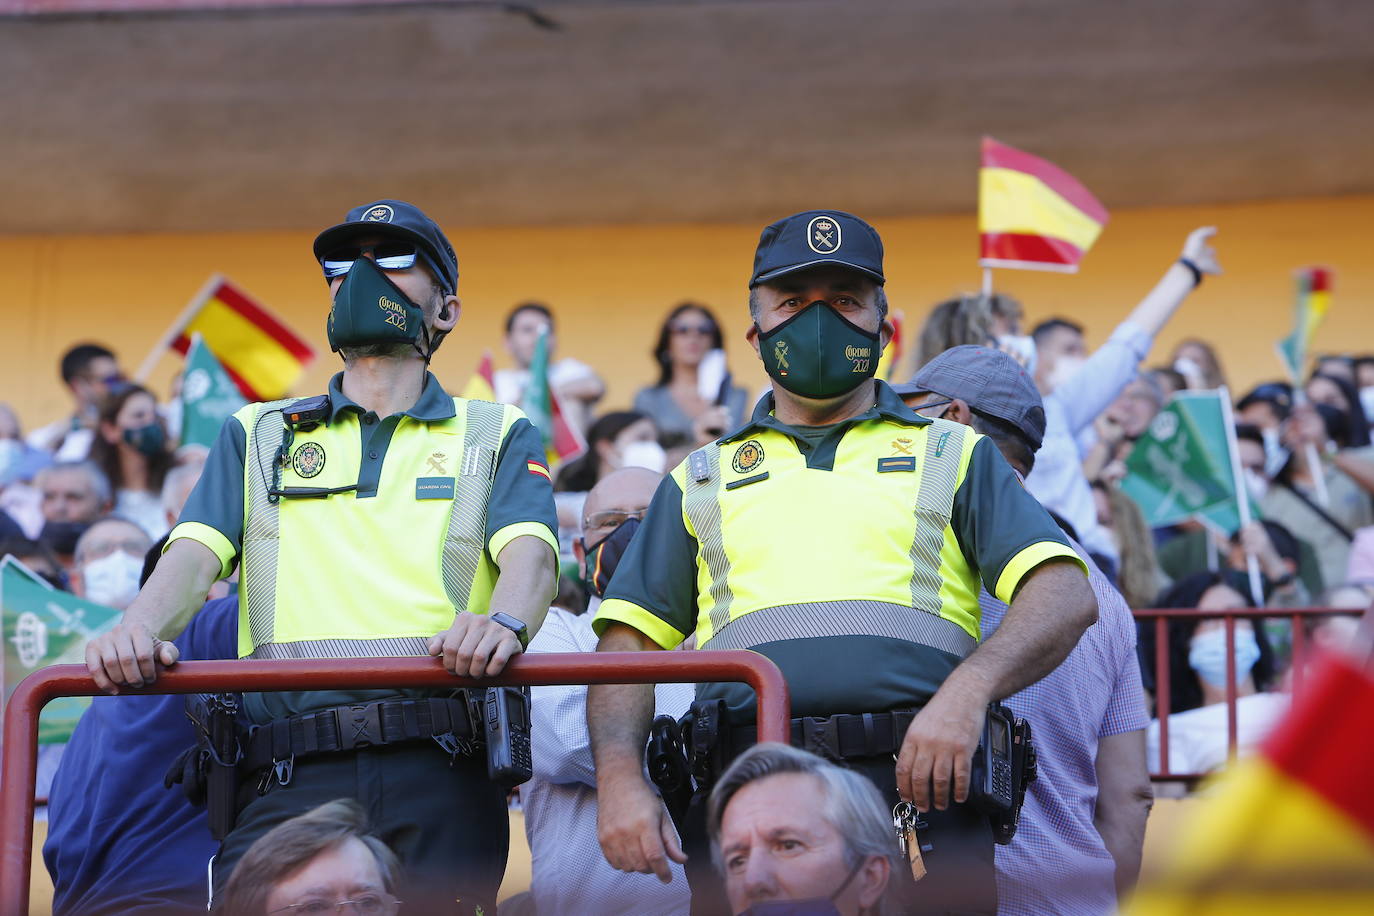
[1055,228,1223,433]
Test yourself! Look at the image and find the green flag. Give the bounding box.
[2,556,122,744]
[180,333,248,449]
[1121,391,1254,533]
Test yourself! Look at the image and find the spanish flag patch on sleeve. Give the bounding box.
[527,460,551,480]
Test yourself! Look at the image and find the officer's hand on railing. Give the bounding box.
[84,620,180,694]
[427,611,522,678]
[595,770,686,883]
[894,683,986,812]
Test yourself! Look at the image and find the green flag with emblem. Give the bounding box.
[1121,390,1257,533]
[180,333,248,449]
[1,556,122,744]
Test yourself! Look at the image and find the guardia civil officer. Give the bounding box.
[587,210,1098,915]
[85,200,559,911]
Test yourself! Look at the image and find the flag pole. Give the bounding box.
[981,267,993,298]
[1218,386,1264,605]
[134,274,223,385]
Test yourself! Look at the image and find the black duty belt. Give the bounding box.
[730,709,918,762]
[243,697,477,774]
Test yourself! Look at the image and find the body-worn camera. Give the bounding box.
[967,701,1037,845]
[483,686,533,787]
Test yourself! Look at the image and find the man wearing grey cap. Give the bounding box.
[85,199,559,910]
[588,210,1098,914]
[903,346,1152,915]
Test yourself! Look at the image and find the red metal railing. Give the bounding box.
[1132,606,1360,782]
[0,651,790,915]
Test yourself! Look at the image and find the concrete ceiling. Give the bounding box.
[4,0,1374,234]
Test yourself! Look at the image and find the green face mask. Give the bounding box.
[327,255,431,356]
[756,301,881,399]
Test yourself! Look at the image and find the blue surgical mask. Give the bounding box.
[1188,628,1260,689]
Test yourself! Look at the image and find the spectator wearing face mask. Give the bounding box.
[1022,227,1223,576]
[552,411,665,560]
[1305,371,1372,448]
[1354,355,1374,422]
[1157,426,1324,604]
[709,743,903,916]
[1235,383,1294,477]
[634,303,749,450]
[71,517,151,611]
[1266,401,1374,590]
[521,467,692,916]
[28,344,126,462]
[1142,573,1284,777]
[35,460,113,570]
[494,302,606,435]
[88,384,175,540]
[1169,338,1228,391]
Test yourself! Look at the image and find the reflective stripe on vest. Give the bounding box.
[683,445,734,636]
[908,418,967,613]
[692,418,972,659]
[242,398,294,652]
[240,397,506,660]
[442,399,503,614]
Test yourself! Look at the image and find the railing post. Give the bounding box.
[0,651,789,915]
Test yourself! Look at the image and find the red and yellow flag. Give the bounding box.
[1276,267,1333,383]
[1126,648,1374,914]
[165,276,313,401]
[979,136,1109,272]
[461,351,496,401]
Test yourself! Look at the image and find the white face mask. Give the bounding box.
[1243,467,1270,501]
[620,440,667,474]
[81,550,144,610]
[1261,427,1289,478]
[1046,355,1085,391]
[1361,387,1374,425]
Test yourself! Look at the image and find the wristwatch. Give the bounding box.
[489,612,530,651]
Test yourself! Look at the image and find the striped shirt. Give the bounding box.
[979,540,1148,916]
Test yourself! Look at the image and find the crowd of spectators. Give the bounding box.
[8,258,1373,915]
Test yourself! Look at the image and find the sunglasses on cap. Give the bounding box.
[320,241,421,279]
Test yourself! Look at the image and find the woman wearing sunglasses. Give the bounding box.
[633,302,749,451]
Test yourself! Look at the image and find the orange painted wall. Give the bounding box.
[2,194,1371,432]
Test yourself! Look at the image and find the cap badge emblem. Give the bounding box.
[364,204,395,223]
[292,442,326,478]
[732,440,765,474]
[807,215,841,254]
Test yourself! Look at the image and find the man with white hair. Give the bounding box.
[709,743,903,916]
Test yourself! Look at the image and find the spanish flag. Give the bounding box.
[1125,648,1374,914]
[461,350,496,401]
[149,275,314,401]
[1276,267,1333,384]
[979,137,1109,272]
